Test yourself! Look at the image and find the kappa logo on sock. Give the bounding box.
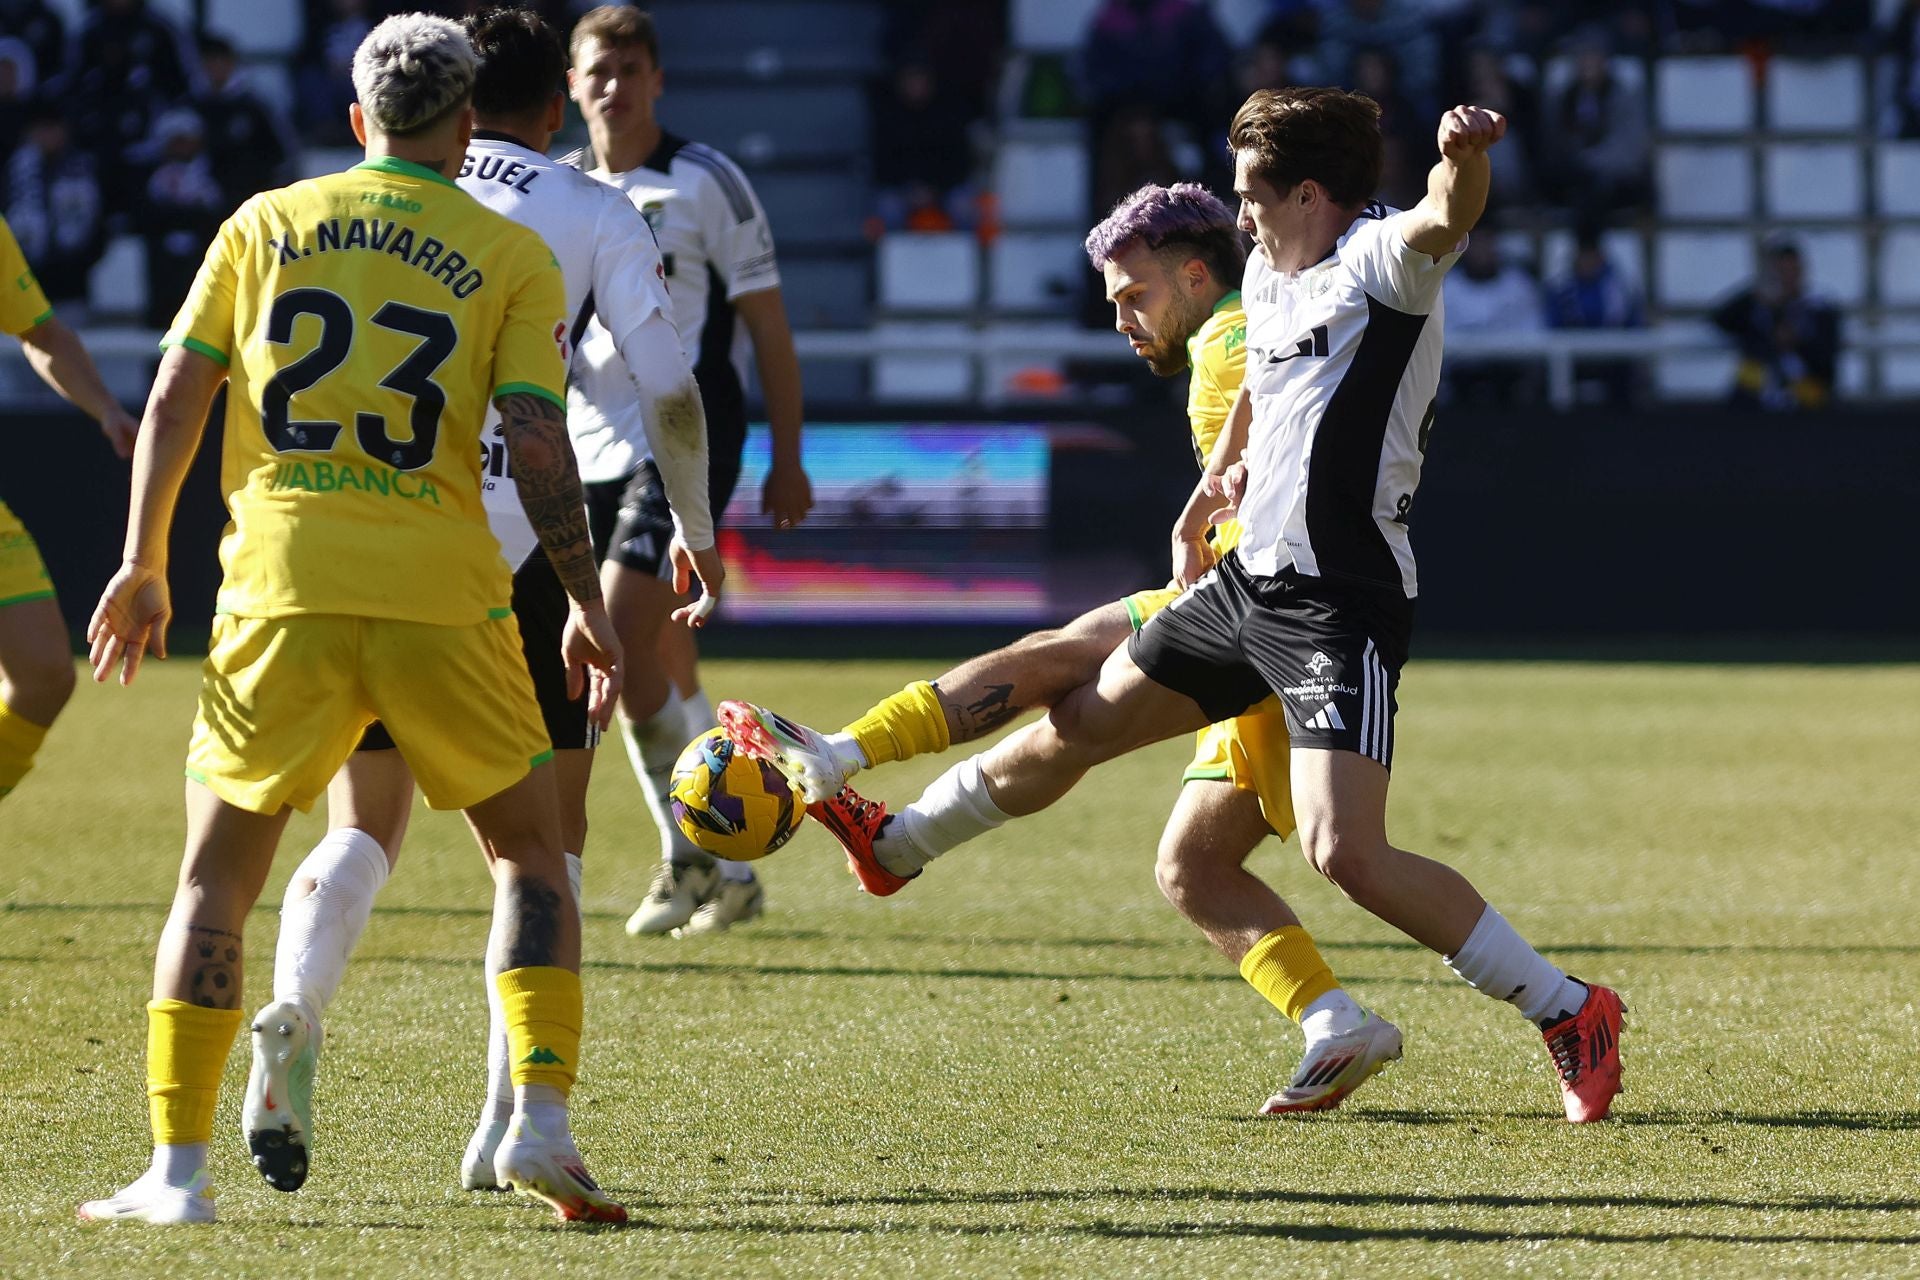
[519,1047,566,1066]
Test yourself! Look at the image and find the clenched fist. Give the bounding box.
[1438,105,1507,160]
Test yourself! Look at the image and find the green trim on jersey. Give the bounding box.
[1181,764,1232,783]
[163,336,231,367]
[492,381,566,411]
[0,588,55,609]
[529,748,555,769]
[26,306,52,329]
[354,156,461,190]
[1124,594,1149,632]
[488,606,514,620]
[1210,289,1242,315]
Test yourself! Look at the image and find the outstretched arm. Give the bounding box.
[87,345,227,684]
[1401,105,1508,259]
[18,315,140,457]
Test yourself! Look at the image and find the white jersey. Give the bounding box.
[455,131,677,564]
[566,132,780,467]
[1234,206,1463,598]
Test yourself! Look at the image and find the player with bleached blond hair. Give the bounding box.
[79,12,626,1225]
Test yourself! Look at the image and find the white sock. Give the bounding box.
[149,1142,208,1190]
[878,756,1008,877]
[480,853,584,1127]
[514,1082,576,1151]
[1446,904,1588,1027]
[1299,988,1367,1039]
[273,827,391,1017]
[824,731,870,775]
[620,694,713,868]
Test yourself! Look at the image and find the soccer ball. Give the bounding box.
[668,728,804,861]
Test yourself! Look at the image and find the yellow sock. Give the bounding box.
[146,1000,245,1145]
[497,966,582,1096]
[0,698,49,799]
[1239,926,1341,1024]
[843,680,949,767]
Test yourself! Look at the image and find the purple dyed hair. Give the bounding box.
[1084,182,1246,284]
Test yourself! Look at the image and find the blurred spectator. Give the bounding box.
[1711,235,1841,411]
[141,107,224,328]
[1443,235,1544,406]
[1459,47,1541,215]
[1254,1,1321,52]
[297,0,375,146]
[1081,0,1232,236]
[69,0,200,103]
[0,0,63,93]
[1348,45,1428,209]
[1237,28,1293,97]
[1546,222,1646,406]
[193,35,292,211]
[3,100,106,314]
[1316,0,1441,116]
[0,39,36,162]
[869,58,978,235]
[883,0,1006,121]
[1539,31,1650,215]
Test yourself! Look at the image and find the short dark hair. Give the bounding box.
[569,5,660,68]
[466,7,566,122]
[1228,86,1383,209]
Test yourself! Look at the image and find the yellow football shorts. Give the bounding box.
[1123,583,1295,839]
[0,502,54,608]
[187,612,551,814]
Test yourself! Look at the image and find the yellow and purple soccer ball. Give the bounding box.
[668,728,804,861]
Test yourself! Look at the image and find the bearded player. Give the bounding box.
[725,92,1625,1125]
[724,182,1401,1113]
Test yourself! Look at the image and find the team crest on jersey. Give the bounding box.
[1307,651,1333,675]
[639,200,666,233]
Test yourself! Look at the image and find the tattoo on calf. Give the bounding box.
[952,682,1022,741]
[502,876,564,971]
[495,391,601,606]
[185,925,243,1009]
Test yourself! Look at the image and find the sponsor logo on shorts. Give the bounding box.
[1282,679,1359,701]
[1306,651,1332,675]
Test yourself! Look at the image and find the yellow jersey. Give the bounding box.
[0,215,54,335]
[1185,289,1246,554]
[163,157,569,625]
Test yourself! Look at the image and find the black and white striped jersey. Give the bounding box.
[564,133,780,466]
[1234,206,1463,598]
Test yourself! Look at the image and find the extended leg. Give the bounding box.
[0,596,76,801]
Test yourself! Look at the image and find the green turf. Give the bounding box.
[3,656,1918,1278]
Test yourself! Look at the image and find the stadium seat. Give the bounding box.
[993,139,1088,228]
[648,1,882,77]
[1763,144,1865,219]
[663,85,867,165]
[87,236,146,321]
[989,232,1087,313]
[1875,314,1920,393]
[984,320,1080,400]
[1878,228,1920,306]
[204,0,300,56]
[1873,141,1920,216]
[750,169,870,251]
[1654,230,1754,308]
[1765,58,1866,133]
[1012,0,1104,52]
[1653,56,1752,133]
[878,233,979,313]
[1791,228,1869,307]
[1656,144,1754,221]
[777,254,871,328]
[871,321,974,401]
[1837,349,1871,399]
[298,147,360,180]
[1653,350,1739,399]
[1540,227,1648,295]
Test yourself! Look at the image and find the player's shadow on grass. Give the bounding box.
[1299,1107,1920,1132]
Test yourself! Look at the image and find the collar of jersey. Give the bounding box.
[472,129,537,153]
[1211,289,1242,315]
[353,155,460,189]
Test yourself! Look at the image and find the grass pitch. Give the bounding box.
[2,654,1918,1278]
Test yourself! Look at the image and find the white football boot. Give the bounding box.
[625,860,720,935]
[77,1169,216,1225]
[717,700,853,805]
[674,874,766,937]
[242,997,322,1190]
[1260,1011,1404,1114]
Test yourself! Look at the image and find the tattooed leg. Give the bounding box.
[466,761,580,973]
[930,601,1135,745]
[152,784,290,1005]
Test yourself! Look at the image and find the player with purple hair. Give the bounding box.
[719,182,1403,1115]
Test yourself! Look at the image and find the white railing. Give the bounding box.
[4,323,1917,410]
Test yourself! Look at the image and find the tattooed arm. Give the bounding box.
[495,391,625,724]
[496,391,600,606]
